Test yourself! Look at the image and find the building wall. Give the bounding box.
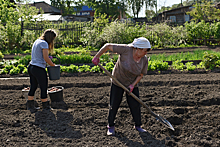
[156,6,192,24]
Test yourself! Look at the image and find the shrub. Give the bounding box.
[202,51,219,69]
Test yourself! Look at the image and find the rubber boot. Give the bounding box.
[42,101,53,111]
[27,100,38,113]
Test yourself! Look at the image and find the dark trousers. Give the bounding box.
[28,64,48,99]
[108,83,142,127]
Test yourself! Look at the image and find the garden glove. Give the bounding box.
[128,84,134,93]
[92,57,100,65]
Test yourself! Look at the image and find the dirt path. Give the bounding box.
[0,72,220,146]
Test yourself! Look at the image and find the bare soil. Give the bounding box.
[1,46,220,147]
[1,70,220,147]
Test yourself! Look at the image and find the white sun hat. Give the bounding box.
[128,37,151,49]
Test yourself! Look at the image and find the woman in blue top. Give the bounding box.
[27,29,57,113]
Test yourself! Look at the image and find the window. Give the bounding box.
[170,16,176,22]
[185,15,190,22]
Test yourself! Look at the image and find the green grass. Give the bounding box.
[148,49,220,61]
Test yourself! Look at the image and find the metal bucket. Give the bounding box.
[47,86,64,102]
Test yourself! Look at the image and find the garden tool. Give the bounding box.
[98,63,175,131]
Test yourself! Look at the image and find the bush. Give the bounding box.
[202,51,219,69]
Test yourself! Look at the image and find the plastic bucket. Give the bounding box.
[47,65,60,80]
[48,86,64,102]
[22,89,36,101]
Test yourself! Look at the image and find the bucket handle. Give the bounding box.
[49,56,61,65]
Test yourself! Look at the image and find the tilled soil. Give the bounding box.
[0,72,220,147]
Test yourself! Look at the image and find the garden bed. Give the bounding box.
[0,71,220,146]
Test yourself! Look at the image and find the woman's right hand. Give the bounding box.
[92,57,100,65]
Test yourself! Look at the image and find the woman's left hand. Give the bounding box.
[128,84,134,93]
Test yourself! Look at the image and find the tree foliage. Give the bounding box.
[0,0,39,50]
[50,0,83,16]
[186,0,220,22]
[84,0,121,19]
[127,0,144,18]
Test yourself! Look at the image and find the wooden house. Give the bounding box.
[155,5,193,24]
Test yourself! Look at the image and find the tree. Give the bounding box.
[144,0,156,11]
[127,0,144,18]
[145,9,155,20]
[186,0,220,22]
[84,0,121,19]
[50,0,83,16]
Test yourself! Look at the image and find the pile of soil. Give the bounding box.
[0,71,220,147]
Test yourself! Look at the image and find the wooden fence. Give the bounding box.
[21,22,86,47]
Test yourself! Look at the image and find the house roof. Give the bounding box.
[158,5,193,15]
[33,14,65,21]
[29,1,61,14]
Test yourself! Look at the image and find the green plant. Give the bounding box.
[185,62,196,71]
[91,65,101,72]
[9,67,20,75]
[17,55,31,66]
[147,60,169,71]
[104,62,114,72]
[17,64,25,73]
[155,60,169,70]
[0,68,8,74]
[78,65,91,72]
[0,51,4,60]
[22,67,28,74]
[202,51,219,69]
[100,53,112,63]
[60,65,67,73]
[172,60,185,70]
[197,62,205,69]
[66,64,79,73]
[215,60,220,68]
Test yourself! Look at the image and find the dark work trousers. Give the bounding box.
[28,64,48,99]
[108,83,142,127]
